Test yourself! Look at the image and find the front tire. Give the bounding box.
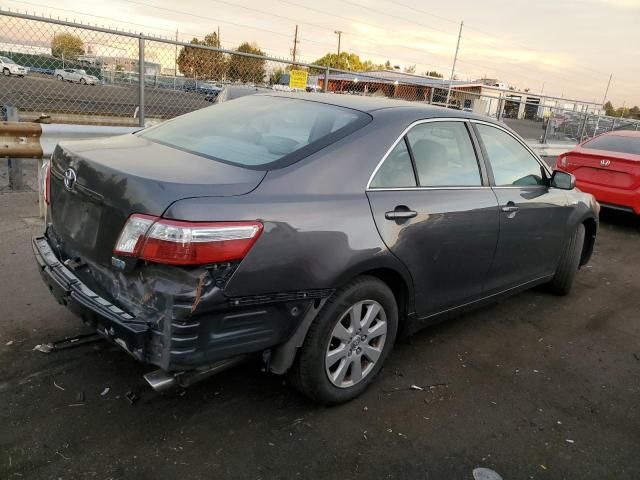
[3,68,10,77]
[288,276,398,404]
[548,223,585,295]
[80,78,86,85]
[57,74,63,81]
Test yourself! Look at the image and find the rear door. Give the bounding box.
[367,119,499,318]
[472,121,572,293]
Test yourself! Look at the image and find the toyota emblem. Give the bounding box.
[63,168,77,191]
[600,159,611,167]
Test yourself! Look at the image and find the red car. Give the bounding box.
[557,130,640,214]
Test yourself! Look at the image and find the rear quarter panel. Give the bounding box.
[163,109,419,304]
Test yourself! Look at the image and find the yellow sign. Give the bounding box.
[289,69,309,90]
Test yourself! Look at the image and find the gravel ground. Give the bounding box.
[1,191,639,480]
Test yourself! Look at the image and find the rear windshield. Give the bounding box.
[140,95,370,169]
[583,135,640,155]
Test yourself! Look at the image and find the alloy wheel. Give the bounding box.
[325,300,387,388]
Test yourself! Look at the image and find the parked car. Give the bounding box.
[557,130,640,214]
[0,56,28,77]
[34,94,598,404]
[207,84,271,103]
[183,79,222,97]
[54,68,99,85]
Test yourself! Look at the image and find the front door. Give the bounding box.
[472,122,572,293]
[367,119,499,318]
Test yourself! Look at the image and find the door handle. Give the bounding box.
[385,207,417,220]
[501,201,519,218]
[501,205,519,213]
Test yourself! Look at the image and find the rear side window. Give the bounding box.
[140,95,369,169]
[370,139,416,188]
[406,122,481,187]
[476,124,546,186]
[583,135,640,155]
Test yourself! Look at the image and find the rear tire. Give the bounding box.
[57,74,63,81]
[547,223,585,295]
[80,78,86,85]
[288,276,398,405]
[3,68,10,76]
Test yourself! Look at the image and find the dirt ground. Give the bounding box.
[1,191,639,480]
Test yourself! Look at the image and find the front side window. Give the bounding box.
[369,139,416,188]
[476,124,546,186]
[407,122,481,187]
[140,95,369,169]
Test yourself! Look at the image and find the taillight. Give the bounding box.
[40,159,51,204]
[114,214,263,266]
[558,155,568,168]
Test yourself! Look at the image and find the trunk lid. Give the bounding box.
[48,133,266,265]
[565,148,640,189]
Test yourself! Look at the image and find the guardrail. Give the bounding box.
[1,122,139,158]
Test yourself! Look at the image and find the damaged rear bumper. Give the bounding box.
[33,236,330,373]
[32,236,148,360]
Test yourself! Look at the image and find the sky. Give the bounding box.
[2,0,639,105]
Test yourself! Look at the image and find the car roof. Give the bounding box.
[600,130,640,138]
[256,92,489,121]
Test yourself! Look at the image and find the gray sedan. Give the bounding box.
[33,94,598,404]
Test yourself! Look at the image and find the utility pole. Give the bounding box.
[217,25,220,46]
[292,25,299,64]
[445,20,463,108]
[602,73,613,106]
[334,30,342,56]
[174,29,178,76]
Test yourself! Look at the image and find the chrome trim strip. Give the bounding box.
[366,117,470,190]
[368,186,490,192]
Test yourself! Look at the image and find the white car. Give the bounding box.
[1,56,28,77]
[54,68,99,85]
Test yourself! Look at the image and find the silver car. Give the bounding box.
[1,56,28,77]
[54,68,98,85]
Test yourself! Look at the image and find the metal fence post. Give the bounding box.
[323,67,330,93]
[138,35,145,127]
[578,113,589,142]
[4,106,24,190]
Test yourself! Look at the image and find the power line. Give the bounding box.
[125,0,462,74]
[5,0,295,58]
[387,0,611,80]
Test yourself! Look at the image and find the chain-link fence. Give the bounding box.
[2,9,638,142]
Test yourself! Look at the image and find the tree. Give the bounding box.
[603,101,615,116]
[227,42,266,83]
[384,60,392,70]
[269,67,286,85]
[424,70,443,78]
[51,33,84,60]
[177,32,226,80]
[310,51,385,72]
[404,64,416,73]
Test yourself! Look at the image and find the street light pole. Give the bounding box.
[334,30,342,57]
[602,73,613,106]
[445,20,463,108]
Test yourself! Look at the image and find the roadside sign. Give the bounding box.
[289,69,308,90]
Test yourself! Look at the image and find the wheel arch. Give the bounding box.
[269,259,415,375]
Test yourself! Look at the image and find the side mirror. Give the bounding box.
[550,170,576,190]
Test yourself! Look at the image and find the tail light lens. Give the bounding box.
[40,159,51,205]
[558,155,568,168]
[114,214,263,266]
